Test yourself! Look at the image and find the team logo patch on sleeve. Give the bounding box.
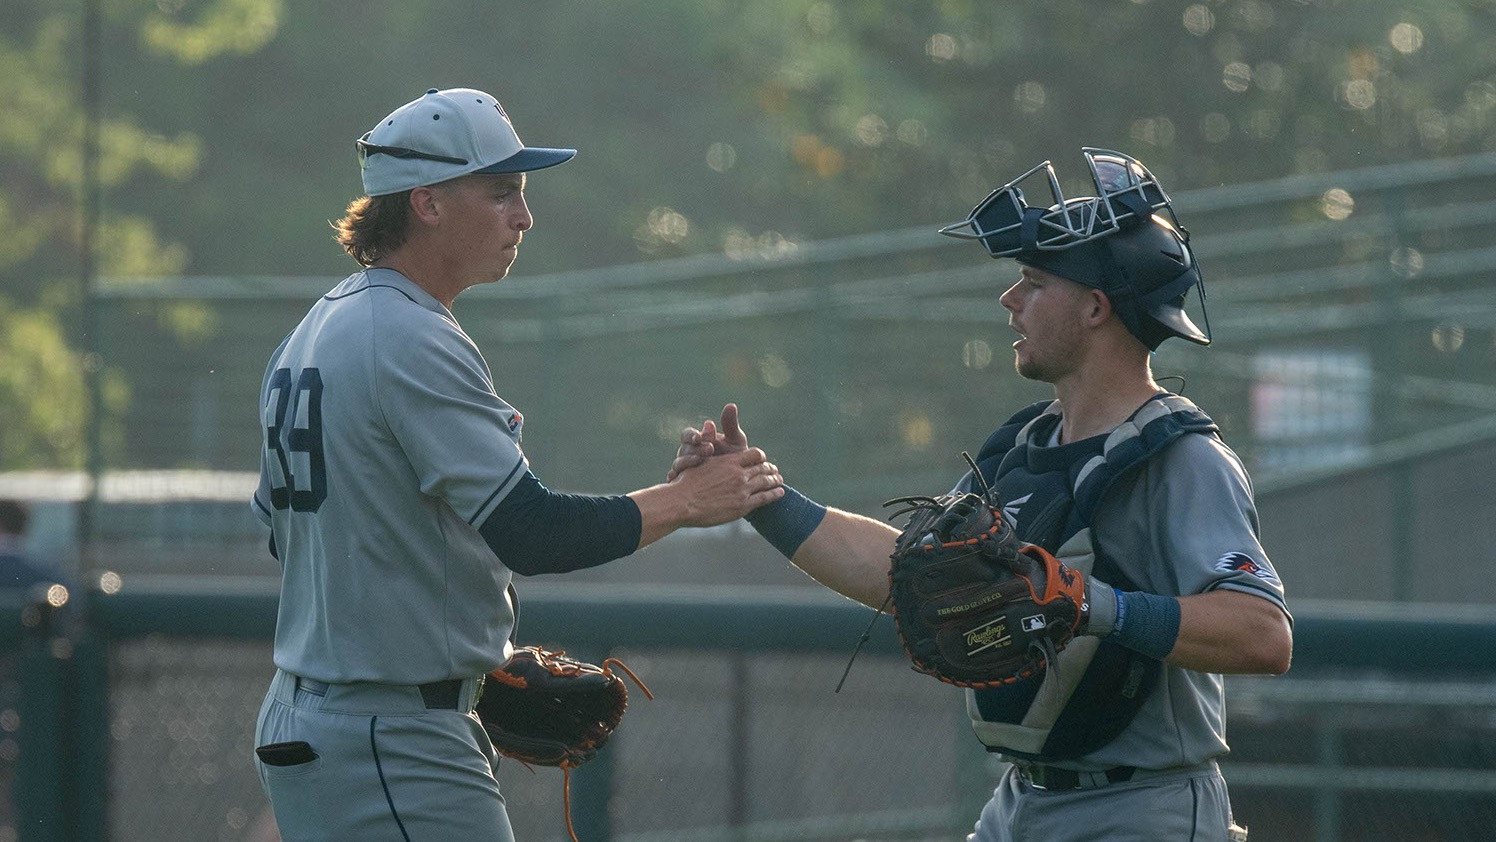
[1215,552,1279,585]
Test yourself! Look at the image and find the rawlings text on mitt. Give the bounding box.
[884,473,1087,688]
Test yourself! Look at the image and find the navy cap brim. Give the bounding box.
[474,147,577,174]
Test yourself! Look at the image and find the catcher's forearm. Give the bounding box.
[786,507,900,609]
[1083,581,1181,661]
[1087,584,1291,674]
[1170,589,1292,674]
[744,485,827,557]
[743,486,895,608]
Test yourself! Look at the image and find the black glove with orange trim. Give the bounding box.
[476,646,653,841]
[477,645,651,769]
[884,484,1087,688]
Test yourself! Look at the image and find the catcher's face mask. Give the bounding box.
[939,148,1210,348]
[938,148,1170,256]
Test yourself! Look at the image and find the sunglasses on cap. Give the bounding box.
[356,138,468,167]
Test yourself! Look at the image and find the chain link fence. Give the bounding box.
[5,155,1496,840]
[7,592,1496,842]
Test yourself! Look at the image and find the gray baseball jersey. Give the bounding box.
[252,267,525,684]
[961,402,1288,771]
[1081,431,1286,770]
[965,401,1282,842]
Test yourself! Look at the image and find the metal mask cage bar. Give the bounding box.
[938,148,1177,256]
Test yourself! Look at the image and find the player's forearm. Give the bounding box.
[1167,589,1293,675]
[786,508,899,609]
[627,482,698,548]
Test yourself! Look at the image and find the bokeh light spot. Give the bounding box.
[1389,22,1424,54]
[1182,4,1214,36]
[1342,79,1377,110]
[1223,62,1251,93]
[896,119,928,146]
[926,33,957,62]
[1389,247,1425,279]
[1013,81,1047,113]
[962,340,993,370]
[855,114,888,147]
[706,142,737,173]
[1321,188,1355,220]
[1431,323,1465,353]
[900,412,934,449]
[759,354,793,388]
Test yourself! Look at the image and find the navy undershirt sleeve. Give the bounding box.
[477,471,643,575]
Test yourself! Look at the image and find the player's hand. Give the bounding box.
[672,447,783,527]
[668,403,750,481]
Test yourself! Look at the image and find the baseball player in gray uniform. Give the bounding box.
[251,87,784,841]
[670,149,1292,841]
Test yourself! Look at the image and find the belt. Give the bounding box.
[1016,762,1137,791]
[294,676,481,711]
[417,678,473,710]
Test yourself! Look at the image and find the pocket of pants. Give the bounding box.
[257,740,318,766]
[256,741,322,777]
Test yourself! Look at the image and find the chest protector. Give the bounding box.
[958,393,1218,761]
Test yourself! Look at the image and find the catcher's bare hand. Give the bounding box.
[672,447,783,526]
[668,403,749,481]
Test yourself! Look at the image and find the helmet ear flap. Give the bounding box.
[1107,222,1211,348]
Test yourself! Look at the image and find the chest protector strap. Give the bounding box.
[959,394,1218,761]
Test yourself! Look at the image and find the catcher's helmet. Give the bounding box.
[939,148,1210,350]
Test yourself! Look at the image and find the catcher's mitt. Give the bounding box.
[476,646,652,840]
[884,473,1087,689]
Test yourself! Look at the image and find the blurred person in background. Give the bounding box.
[669,149,1292,842]
[250,87,782,841]
[0,499,59,591]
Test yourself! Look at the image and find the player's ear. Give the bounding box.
[1085,289,1112,325]
[408,185,443,226]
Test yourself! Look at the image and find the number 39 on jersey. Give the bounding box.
[263,367,326,513]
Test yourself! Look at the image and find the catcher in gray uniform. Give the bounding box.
[251,87,783,841]
[670,149,1292,841]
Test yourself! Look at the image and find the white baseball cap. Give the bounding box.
[357,87,577,196]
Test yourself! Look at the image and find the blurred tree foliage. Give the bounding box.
[100,0,1496,278]
[3,0,1496,469]
[0,0,284,468]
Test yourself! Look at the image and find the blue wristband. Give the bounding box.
[744,485,827,559]
[1107,589,1182,661]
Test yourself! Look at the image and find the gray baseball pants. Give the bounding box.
[969,760,1241,842]
[255,668,510,841]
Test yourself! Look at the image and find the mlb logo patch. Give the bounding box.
[505,410,524,437]
[1021,614,1047,633]
[1216,552,1279,585]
